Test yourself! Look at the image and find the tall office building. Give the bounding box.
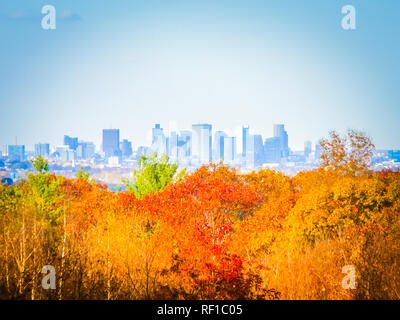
[254,135,264,167]
[77,141,96,159]
[213,131,227,162]
[151,124,167,156]
[35,143,50,158]
[168,132,179,160]
[246,134,264,168]
[152,124,163,143]
[273,124,289,158]
[64,135,78,151]
[242,125,250,157]
[8,145,25,162]
[264,137,281,163]
[102,129,121,158]
[192,124,212,164]
[178,131,192,158]
[121,139,133,158]
[56,146,75,162]
[223,136,236,163]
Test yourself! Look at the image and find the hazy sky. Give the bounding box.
[0,0,399,151]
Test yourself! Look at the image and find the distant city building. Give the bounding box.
[223,136,236,163]
[388,150,400,162]
[242,125,250,157]
[77,141,96,159]
[56,146,73,162]
[151,124,167,156]
[273,124,289,158]
[35,143,50,158]
[192,124,212,164]
[64,135,78,151]
[121,139,133,159]
[178,131,192,159]
[102,129,121,158]
[8,145,25,162]
[246,134,264,168]
[264,137,281,163]
[168,132,179,161]
[213,131,227,162]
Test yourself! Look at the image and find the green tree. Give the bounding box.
[24,156,65,299]
[123,153,185,199]
[76,167,90,181]
[30,155,49,173]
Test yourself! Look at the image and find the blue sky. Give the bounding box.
[0,0,399,151]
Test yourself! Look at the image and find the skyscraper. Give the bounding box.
[8,145,25,162]
[35,143,50,158]
[121,139,133,159]
[77,141,96,159]
[213,131,227,162]
[152,124,163,143]
[264,137,281,163]
[273,124,289,158]
[192,124,212,164]
[223,136,236,163]
[253,134,264,167]
[178,131,192,158]
[102,129,121,158]
[246,134,264,168]
[64,135,78,151]
[168,132,179,161]
[151,124,167,156]
[242,125,250,157]
[56,146,72,162]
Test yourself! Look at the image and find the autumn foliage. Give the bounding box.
[0,132,400,300]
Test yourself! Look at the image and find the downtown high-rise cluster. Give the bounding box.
[98,123,319,169]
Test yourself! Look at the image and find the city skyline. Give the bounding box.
[2,121,324,155]
[1,1,400,151]
[1,122,299,164]
[2,121,400,156]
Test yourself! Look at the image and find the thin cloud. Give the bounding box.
[5,11,38,21]
[59,10,82,21]
[1,9,82,22]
